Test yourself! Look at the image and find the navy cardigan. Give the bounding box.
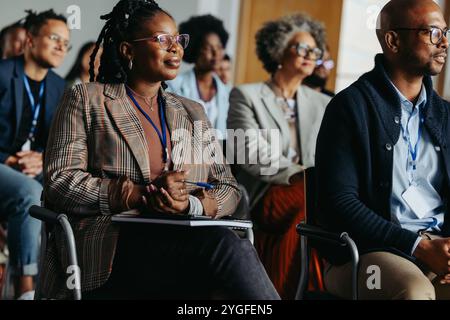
[315,54,450,265]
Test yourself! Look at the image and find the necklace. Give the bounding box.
[126,85,158,111]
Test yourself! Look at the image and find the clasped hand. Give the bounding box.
[143,170,190,214]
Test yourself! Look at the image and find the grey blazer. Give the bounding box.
[227,82,330,209]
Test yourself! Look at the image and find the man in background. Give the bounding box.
[0,20,26,59]
[0,9,69,299]
[304,45,335,97]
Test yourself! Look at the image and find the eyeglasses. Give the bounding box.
[292,43,323,61]
[132,34,190,50]
[392,26,450,45]
[316,59,335,70]
[42,33,72,52]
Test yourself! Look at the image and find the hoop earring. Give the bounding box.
[128,59,133,70]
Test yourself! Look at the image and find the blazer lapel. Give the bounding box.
[260,83,290,152]
[13,77,24,138]
[13,58,25,138]
[104,84,151,182]
[44,72,57,131]
[297,86,315,164]
[162,91,191,171]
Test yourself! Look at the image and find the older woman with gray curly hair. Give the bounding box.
[227,13,331,299]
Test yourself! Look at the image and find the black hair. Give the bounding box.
[65,41,96,82]
[223,54,231,62]
[90,0,172,84]
[178,14,229,64]
[23,9,67,35]
[0,20,25,58]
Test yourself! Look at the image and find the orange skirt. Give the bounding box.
[251,175,324,299]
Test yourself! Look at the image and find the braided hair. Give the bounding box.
[90,0,171,83]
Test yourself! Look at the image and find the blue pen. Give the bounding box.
[184,181,214,190]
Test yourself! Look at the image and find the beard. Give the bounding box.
[401,49,445,77]
[303,73,327,88]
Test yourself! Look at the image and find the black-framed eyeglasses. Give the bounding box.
[292,43,323,61]
[392,26,450,45]
[131,33,190,50]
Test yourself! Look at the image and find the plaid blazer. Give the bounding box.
[40,82,240,299]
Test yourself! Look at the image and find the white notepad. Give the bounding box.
[111,210,253,229]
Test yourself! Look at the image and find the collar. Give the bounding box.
[389,80,427,112]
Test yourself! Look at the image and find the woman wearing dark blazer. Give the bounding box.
[40,0,279,300]
[228,13,331,299]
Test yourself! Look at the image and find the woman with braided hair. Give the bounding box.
[39,0,279,300]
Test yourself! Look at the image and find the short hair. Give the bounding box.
[23,9,67,36]
[179,14,229,64]
[255,13,326,74]
[0,20,25,57]
[90,0,172,84]
[223,54,231,62]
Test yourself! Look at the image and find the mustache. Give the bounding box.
[433,50,447,57]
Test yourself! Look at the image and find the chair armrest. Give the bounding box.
[296,222,360,300]
[30,205,63,224]
[296,223,348,246]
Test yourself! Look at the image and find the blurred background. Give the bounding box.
[1,0,449,98]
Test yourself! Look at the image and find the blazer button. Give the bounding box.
[394,116,400,124]
[385,143,393,151]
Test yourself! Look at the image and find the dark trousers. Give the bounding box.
[84,224,280,300]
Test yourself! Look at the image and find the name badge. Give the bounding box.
[402,181,442,219]
[21,139,31,152]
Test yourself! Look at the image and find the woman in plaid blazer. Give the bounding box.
[39,0,280,299]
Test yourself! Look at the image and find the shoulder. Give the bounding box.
[166,69,194,90]
[164,91,207,122]
[231,82,266,96]
[0,57,18,87]
[0,57,16,72]
[62,82,111,107]
[47,70,66,91]
[300,85,331,107]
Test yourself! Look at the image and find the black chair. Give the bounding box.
[295,167,359,300]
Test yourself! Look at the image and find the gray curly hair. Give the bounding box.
[255,13,326,74]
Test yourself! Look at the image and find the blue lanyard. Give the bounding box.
[400,106,424,177]
[126,88,169,165]
[23,75,45,140]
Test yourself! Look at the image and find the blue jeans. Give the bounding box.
[0,164,42,276]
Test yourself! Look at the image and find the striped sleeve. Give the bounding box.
[44,84,112,216]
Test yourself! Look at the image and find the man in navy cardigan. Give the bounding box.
[0,10,68,299]
[316,0,450,299]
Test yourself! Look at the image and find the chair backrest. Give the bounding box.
[304,167,318,225]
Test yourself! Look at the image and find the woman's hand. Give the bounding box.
[143,184,189,214]
[152,170,189,202]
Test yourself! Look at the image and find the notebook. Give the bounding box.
[111,210,253,229]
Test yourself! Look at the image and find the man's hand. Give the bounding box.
[4,155,19,168]
[15,151,43,178]
[413,238,450,276]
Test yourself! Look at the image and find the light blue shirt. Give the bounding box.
[390,82,445,253]
[166,69,230,139]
